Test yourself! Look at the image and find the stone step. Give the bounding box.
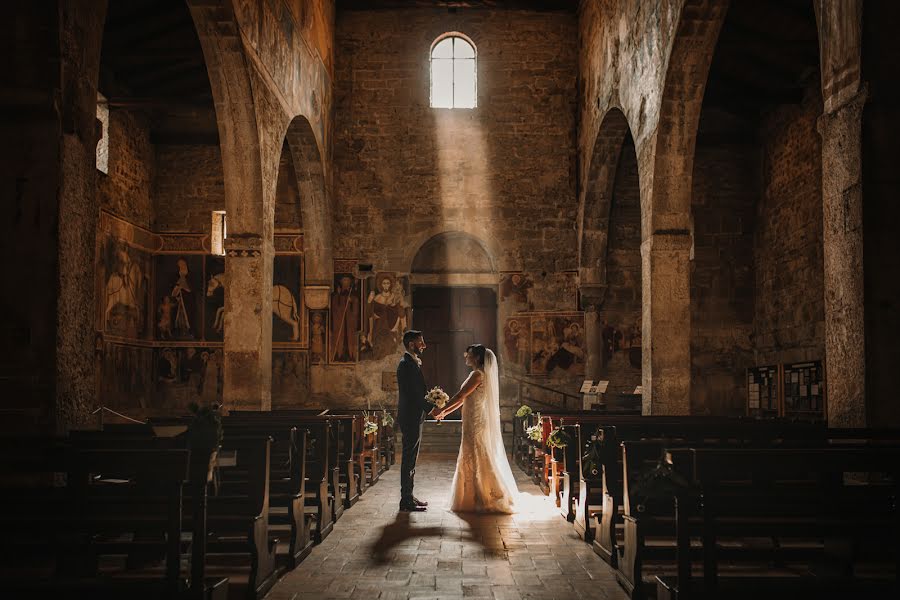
[399,421,514,454]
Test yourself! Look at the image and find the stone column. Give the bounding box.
[223,233,274,411]
[641,231,692,415]
[818,88,867,427]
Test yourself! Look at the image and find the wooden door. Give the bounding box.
[412,287,497,419]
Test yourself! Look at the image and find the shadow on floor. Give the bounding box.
[456,511,516,557]
[369,512,444,565]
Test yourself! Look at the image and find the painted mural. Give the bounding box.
[100,343,154,411]
[204,255,225,342]
[330,273,360,363]
[601,317,642,370]
[272,255,304,343]
[499,272,533,309]
[529,313,586,376]
[502,316,531,372]
[155,255,203,341]
[101,237,151,339]
[309,311,327,364]
[272,350,310,405]
[156,346,223,408]
[360,273,409,361]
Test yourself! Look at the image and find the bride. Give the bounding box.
[432,344,519,513]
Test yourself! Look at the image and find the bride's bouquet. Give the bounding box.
[426,386,450,410]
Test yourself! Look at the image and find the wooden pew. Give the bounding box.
[217,422,314,569]
[657,446,900,600]
[0,439,228,599]
[225,413,336,543]
[616,429,900,599]
[204,435,278,600]
[230,411,357,514]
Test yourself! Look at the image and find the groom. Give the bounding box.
[397,330,441,511]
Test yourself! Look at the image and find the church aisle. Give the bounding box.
[265,453,629,600]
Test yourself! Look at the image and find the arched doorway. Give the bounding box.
[410,232,497,417]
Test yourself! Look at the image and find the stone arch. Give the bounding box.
[641,0,728,415]
[187,0,265,238]
[186,0,272,410]
[649,0,729,233]
[285,115,332,285]
[579,107,632,292]
[411,231,495,277]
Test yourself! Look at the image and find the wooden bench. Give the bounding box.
[217,423,314,569]
[225,413,336,543]
[200,435,278,600]
[616,429,900,599]
[657,446,900,599]
[0,439,228,599]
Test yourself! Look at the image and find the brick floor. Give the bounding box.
[265,452,629,600]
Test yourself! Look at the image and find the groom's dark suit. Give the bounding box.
[397,351,433,504]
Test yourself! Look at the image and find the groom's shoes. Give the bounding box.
[399,500,426,512]
[412,496,428,507]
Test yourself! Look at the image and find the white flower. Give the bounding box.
[425,386,450,409]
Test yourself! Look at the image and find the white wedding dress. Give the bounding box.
[449,349,519,513]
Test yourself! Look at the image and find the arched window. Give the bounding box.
[430,34,477,109]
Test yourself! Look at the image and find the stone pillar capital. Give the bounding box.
[818,84,868,134]
[578,284,606,312]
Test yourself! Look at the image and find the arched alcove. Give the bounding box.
[411,231,494,275]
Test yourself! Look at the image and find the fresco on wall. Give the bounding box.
[360,273,409,361]
[502,317,531,371]
[601,317,642,370]
[529,271,579,311]
[272,351,310,405]
[101,237,151,339]
[155,255,203,341]
[273,255,304,343]
[309,311,327,364]
[204,256,225,342]
[330,273,360,363]
[156,347,223,407]
[499,272,533,309]
[529,313,586,376]
[100,343,154,411]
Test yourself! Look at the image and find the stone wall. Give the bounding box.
[754,88,825,369]
[600,136,642,397]
[97,109,155,229]
[320,7,579,417]
[334,8,577,270]
[154,145,225,232]
[690,109,757,415]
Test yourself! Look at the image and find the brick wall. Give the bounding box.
[153,144,225,232]
[97,109,155,229]
[754,88,825,369]
[333,8,577,271]
[690,109,758,415]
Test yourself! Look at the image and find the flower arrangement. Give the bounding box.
[547,427,571,449]
[363,411,379,436]
[515,404,533,418]
[525,424,543,442]
[425,386,450,410]
[187,401,223,449]
[380,410,395,428]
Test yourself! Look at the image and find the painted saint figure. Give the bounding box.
[170,258,195,339]
[363,275,404,360]
[330,275,359,362]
